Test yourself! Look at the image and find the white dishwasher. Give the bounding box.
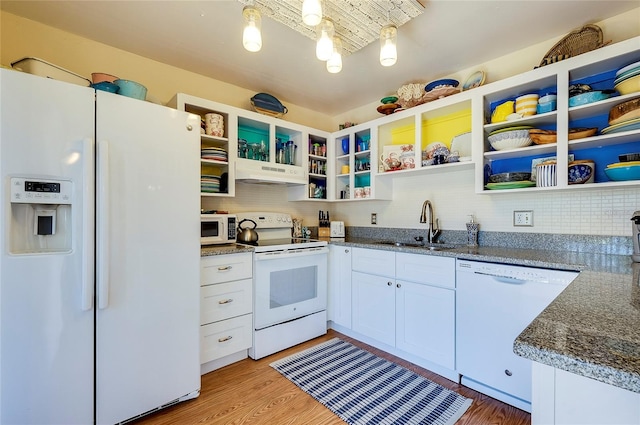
[456,259,578,412]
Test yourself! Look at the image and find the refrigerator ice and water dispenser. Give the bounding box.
[9,176,73,254]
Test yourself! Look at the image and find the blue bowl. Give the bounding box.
[425,79,459,92]
[537,101,557,114]
[568,91,612,107]
[114,79,147,100]
[341,138,349,155]
[91,81,119,94]
[604,165,640,181]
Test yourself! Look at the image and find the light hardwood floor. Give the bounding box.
[132,330,530,425]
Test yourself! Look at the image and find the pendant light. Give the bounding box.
[315,18,334,61]
[379,24,397,67]
[326,36,342,73]
[242,6,262,52]
[302,0,322,26]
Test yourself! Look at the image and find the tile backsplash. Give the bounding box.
[205,169,639,237]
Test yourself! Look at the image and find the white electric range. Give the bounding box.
[236,212,328,359]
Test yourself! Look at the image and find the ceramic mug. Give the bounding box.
[354,187,364,199]
[205,113,224,137]
[363,186,371,198]
[400,151,415,169]
[341,165,350,174]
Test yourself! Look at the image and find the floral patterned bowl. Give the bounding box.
[568,160,594,184]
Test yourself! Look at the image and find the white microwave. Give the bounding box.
[201,214,237,245]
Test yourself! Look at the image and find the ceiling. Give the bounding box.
[2,1,639,116]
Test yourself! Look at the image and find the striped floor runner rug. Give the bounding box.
[271,338,472,425]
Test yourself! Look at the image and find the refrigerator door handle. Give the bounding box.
[81,138,95,311]
[97,140,110,309]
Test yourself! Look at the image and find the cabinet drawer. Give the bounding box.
[201,278,253,325]
[396,253,455,289]
[351,247,395,277]
[200,314,252,364]
[201,252,252,285]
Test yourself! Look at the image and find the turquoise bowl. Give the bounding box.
[604,165,640,181]
[91,81,119,94]
[114,79,147,100]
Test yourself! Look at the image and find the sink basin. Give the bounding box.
[377,241,425,248]
[376,241,457,250]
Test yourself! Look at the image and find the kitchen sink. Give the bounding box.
[375,241,458,251]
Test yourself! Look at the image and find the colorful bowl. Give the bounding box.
[537,101,557,114]
[114,79,147,100]
[91,72,119,84]
[569,90,612,107]
[568,160,594,184]
[488,129,532,151]
[91,81,119,93]
[615,74,640,95]
[604,164,640,181]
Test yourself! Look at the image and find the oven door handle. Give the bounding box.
[255,246,329,260]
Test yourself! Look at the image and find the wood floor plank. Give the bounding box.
[132,330,530,425]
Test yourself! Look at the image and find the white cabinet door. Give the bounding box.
[351,247,395,277]
[396,280,455,369]
[352,271,395,346]
[395,252,456,289]
[328,245,352,328]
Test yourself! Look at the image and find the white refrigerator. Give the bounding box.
[0,69,201,424]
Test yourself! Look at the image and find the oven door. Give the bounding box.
[253,246,328,330]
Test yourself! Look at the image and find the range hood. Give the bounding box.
[235,159,306,185]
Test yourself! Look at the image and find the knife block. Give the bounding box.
[318,227,331,238]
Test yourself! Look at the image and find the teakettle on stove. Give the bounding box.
[632,210,640,262]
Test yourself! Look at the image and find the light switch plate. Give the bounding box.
[371,213,377,225]
[514,210,533,227]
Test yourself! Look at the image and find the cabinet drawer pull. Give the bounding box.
[218,298,234,304]
[396,283,401,288]
[505,369,513,376]
[217,265,232,271]
[387,281,393,286]
[218,336,233,343]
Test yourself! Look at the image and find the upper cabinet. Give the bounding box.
[169,37,639,202]
[476,37,640,194]
[168,94,236,199]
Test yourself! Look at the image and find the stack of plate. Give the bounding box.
[614,60,640,95]
[201,174,221,193]
[601,117,640,134]
[201,147,228,162]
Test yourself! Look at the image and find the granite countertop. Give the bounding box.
[201,243,254,257]
[331,237,640,394]
[201,238,640,393]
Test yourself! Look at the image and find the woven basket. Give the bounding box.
[537,24,611,68]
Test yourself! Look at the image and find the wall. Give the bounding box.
[0,11,333,131]
[2,9,639,237]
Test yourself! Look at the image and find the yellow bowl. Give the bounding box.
[615,74,640,95]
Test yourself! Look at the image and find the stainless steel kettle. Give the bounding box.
[632,211,640,262]
[237,218,259,243]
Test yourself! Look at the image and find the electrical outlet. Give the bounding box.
[514,210,533,227]
[371,213,377,225]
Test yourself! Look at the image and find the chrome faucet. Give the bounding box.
[420,200,441,243]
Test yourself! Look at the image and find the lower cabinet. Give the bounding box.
[352,271,396,346]
[200,252,253,373]
[328,245,352,329]
[350,247,456,370]
[532,362,640,425]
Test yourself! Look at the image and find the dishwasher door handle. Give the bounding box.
[473,271,528,284]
